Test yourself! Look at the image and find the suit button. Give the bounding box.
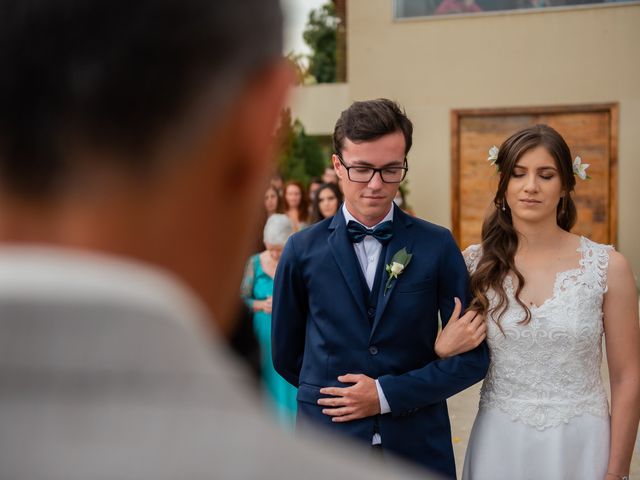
[368,346,379,355]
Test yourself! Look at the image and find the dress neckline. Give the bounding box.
[257,253,276,281]
[506,236,586,311]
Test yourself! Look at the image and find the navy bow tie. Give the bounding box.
[346,220,393,245]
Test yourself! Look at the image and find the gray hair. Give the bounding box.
[263,214,293,246]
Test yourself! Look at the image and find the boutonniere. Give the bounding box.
[384,247,412,295]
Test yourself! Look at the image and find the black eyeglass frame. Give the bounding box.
[335,153,408,184]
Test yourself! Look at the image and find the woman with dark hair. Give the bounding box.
[435,125,640,479]
[264,184,283,217]
[283,180,309,232]
[252,185,283,254]
[310,183,343,223]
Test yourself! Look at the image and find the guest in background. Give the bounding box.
[253,185,284,254]
[322,166,339,185]
[308,177,324,219]
[271,173,284,195]
[283,180,309,231]
[310,183,343,223]
[265,185,284,217]
[308,177,323,206]
[242,214,297,428]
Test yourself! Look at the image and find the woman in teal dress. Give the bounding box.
[241,214,297,428]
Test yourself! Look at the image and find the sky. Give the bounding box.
[281,0,328,56]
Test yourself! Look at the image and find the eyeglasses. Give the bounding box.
[336,153,408,184]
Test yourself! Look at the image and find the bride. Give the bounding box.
[436,124,640,479]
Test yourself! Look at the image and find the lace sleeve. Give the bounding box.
[579,237,615,294]
[601,245,615,293]
[462,244,482,275]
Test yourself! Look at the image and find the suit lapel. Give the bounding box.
[370,206,415,340]
[327,210,368,319]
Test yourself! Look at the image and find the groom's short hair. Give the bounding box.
[332,98,413,157]
[0,0,282,199]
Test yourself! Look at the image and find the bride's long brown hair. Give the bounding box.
[469,125,578,327]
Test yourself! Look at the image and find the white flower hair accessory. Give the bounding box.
[487,145,590,181]
[572,156,590,180]
[487,145,499,165]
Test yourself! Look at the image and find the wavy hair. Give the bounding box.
[469,124,577,327]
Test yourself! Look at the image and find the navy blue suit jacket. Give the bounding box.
[272,206,489,478]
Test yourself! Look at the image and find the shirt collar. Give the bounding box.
[342,203,394,228]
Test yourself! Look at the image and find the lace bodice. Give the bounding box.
[463,237,612,430]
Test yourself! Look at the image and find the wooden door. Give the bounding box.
[451,104,618,249]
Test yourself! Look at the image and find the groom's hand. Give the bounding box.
[318,374,380,422]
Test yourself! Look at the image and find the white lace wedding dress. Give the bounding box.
[462,237,611,480]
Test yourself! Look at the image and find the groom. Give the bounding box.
[272,99,489,478]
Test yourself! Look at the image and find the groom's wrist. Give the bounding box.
[375,379,391,414]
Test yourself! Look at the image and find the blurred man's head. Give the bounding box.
[0,0,292,335]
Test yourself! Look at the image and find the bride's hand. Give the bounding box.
[435,297,486,358]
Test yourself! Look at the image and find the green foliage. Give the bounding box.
[303,2,337,84]
[275,109,327,184]
[285,52,312,85]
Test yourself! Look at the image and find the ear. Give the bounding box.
[331,154,344,180]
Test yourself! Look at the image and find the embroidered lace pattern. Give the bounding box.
[463,237,612,430]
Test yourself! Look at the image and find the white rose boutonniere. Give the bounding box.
[384,247,412,295]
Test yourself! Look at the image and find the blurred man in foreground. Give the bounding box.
[0,1,432,479]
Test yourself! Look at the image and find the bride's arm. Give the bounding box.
[434,297,486,358]
[603,251,640,479]
[434,245,486,358]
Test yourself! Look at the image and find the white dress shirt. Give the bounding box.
[342,205,393,445]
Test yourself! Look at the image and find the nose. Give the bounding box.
[367,170,384,189]
[523,173,539,193]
